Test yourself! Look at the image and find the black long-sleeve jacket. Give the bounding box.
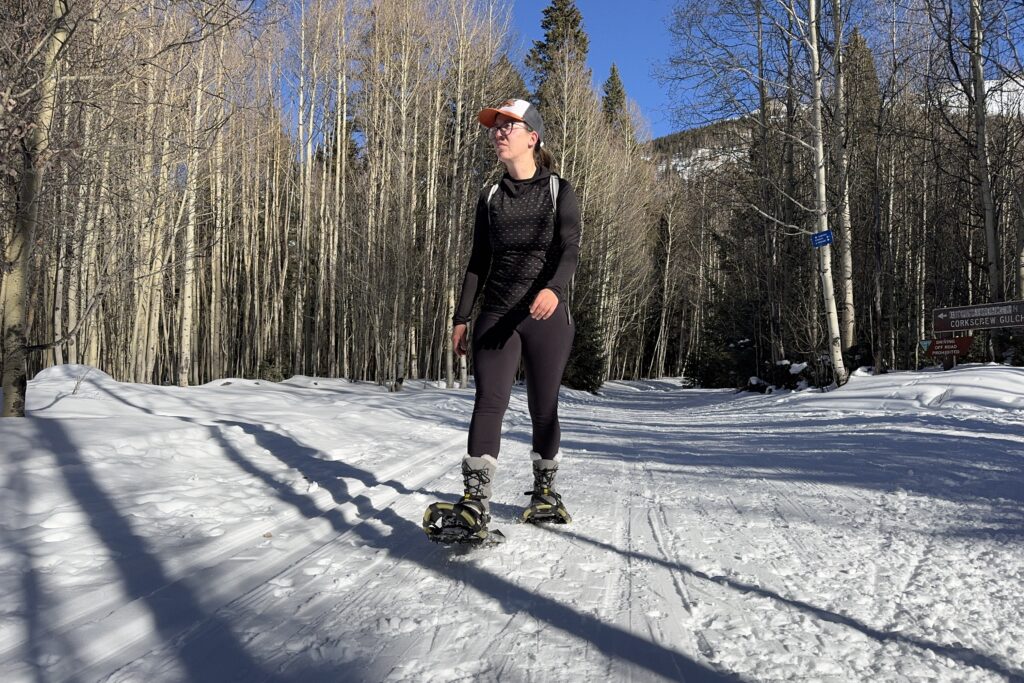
[453,167,581,325]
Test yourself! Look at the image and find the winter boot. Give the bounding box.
[423,455,498,544]
[521,453,571,524]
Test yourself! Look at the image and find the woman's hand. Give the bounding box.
[452,323,469,357]
[529,289,559,320]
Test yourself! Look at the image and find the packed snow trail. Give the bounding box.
[1,365,1023,682]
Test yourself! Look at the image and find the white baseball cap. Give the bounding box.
[478,98,545,143]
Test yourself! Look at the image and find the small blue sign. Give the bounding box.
[811,230,834,248]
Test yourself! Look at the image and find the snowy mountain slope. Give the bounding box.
[652,78,1024,180]
[1,365,1023,682]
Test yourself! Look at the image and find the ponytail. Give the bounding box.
[535,144,557,173]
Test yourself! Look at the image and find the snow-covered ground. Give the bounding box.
[1,364,1023,682]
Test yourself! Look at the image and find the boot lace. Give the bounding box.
[525,464,559,497]
[462,464,492,500]
[535,467,557,490]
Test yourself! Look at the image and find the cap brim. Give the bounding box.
[478,107,527,128]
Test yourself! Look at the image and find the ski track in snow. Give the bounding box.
[1,365,1024,682]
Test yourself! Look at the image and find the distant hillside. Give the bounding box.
[651,117,753,158]
[651,77,1024,157]
[650,117,753,178]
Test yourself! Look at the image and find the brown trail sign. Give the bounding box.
[926,337,974,358]
[933,300,1024,333]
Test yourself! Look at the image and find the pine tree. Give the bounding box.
[524,0,589,108]
[841,29,887,372]
[844,29,882,167]
[601,63,633,141]
[562,304,605,393]
[841,30,883,266]
[522,1,605,391]
[494,55,530,101]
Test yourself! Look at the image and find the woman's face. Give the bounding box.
[490,113,537,165]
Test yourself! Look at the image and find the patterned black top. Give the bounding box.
[453,167,581,325]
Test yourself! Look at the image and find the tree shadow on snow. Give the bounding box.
[559,411,1024,538]
[535,525,1024,682]
[84,378,459,505]
[217,419,525,522]
[27,417,275,682]
[216,419,450,505]
[43,373,1024,679]
[1,449,83,683]
[207,422,744,682]
[22,377,733,679]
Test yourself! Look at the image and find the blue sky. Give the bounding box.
[507,0,681,139]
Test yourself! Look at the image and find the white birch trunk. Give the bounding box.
[970,0,1002,304]
[832,0,855,350]
[177,46,206,387]
[808,0,848,385]
[2,0,70,417]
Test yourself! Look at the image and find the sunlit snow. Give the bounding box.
[1,364,1022,681]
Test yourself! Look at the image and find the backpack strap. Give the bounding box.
[485,175,559,227]
[485,184,498,229]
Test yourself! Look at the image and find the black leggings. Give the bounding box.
[468,303,575,459]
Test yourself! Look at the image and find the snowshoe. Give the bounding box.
[521,453,572,524]
[423,498,496,545]
[521,488,572,524]
[423,455,503,545]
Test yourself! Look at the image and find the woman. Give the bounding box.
[424,99,581,544]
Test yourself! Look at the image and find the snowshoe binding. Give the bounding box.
[521,453,572,524]
[423,455,505,546]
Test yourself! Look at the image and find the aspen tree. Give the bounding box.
[176,42,206,387]
[830,0,856,350]
[806,0,848,384]
[966,0,1009,362]
[2,0,70,417]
